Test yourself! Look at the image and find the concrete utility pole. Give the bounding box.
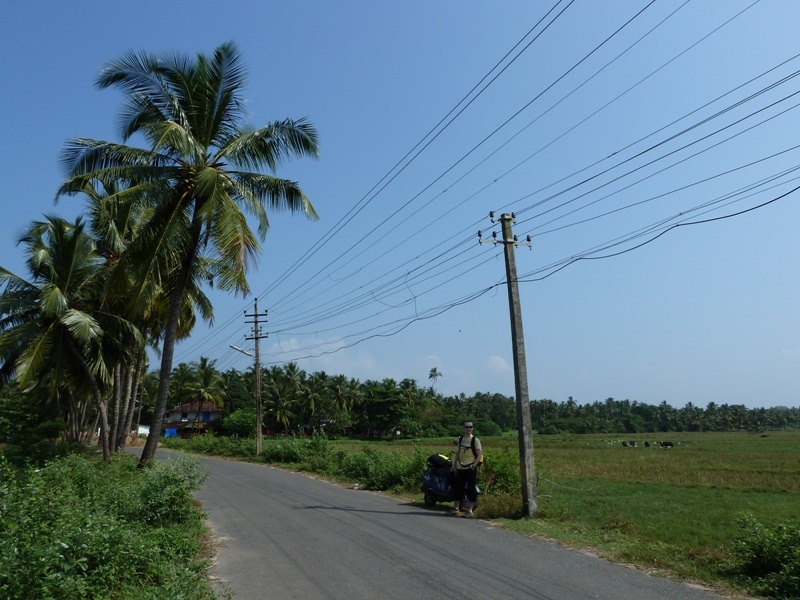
[479,212,538,516]
[244,299,268,455]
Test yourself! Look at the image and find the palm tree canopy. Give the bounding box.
[57,41,320,314]
[0,216,141,393]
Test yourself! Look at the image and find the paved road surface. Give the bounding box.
[188,453,722,600]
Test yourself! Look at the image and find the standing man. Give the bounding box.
[450,420,482,517]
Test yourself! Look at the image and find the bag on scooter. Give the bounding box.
[427,453,451,469]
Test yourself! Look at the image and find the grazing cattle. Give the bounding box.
[644,441,650,447]
[659,440,674,448]
[621,441,628,447]
[629,440,636,447]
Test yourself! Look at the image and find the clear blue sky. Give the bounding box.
[2,1,798,409]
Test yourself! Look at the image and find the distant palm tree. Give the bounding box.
[300,372,327,431]
[428,367,443,389]
[265,379,297,432]
[187,356,225,431]
[58,42,319,464]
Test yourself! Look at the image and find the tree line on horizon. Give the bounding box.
[2,355,798,460]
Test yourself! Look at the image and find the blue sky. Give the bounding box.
[2,1,799,409]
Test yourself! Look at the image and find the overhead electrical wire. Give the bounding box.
[262,0,575,306]
[176,2,795,371]
[173,0,572,363]
[265,0,759,325]
[265,0,655,316]
[264,183,797,366]
[264,71,800,335]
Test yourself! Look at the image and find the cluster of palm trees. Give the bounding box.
[162,361,517,439]
[0,42,319,463]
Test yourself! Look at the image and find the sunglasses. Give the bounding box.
[464,425,473,429]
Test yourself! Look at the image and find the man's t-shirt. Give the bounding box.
[456,435,482,470]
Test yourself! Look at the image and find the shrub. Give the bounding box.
[262,436,306,463]
[733,513,800,599]
[0,452,214,599]
[139,455,209,525]
[337,445,416,491]
[480,448,521,495]
[475,419,502,437]
[222,409,258,438]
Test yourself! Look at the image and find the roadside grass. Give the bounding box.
[163,429,800,597]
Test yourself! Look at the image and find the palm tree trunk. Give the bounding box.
[115,361,135,450]
[139,221,202,465]
[96,393,111,460]
[139,284,187,463]
[81,409,99,446]
[63,336,112,459]
[109,365,122,452]
[121,351,144,447]
[190,397,203,435]
[67,391,79,443]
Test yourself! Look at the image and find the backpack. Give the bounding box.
[457,434,484,465]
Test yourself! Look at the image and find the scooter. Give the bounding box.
[420,451,481,510]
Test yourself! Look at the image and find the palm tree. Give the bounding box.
[168,362,196,408]
[428,367,442,389]
[300,371,327,432]
[187,356,225,432]
[57,42,319,463]
[72,156,213,452]
[264,379,297,432]
[0,216,140,458]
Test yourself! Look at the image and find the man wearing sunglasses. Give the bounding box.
[450,421,482,517]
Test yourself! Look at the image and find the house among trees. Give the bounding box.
[163,402,223,438]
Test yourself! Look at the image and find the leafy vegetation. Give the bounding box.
[732,513,800,599]
[0,452,213,599]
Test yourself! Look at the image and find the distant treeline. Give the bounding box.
[1,360,797,451]
[529,396,799,435]
[216,364,800,437]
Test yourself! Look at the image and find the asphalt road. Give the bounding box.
[188,453,723,600]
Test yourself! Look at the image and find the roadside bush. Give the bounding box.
[733,513,800,599]
[222,409,258,438]
[261,436,307,463]
[164,432,256,458]
[337,445,416,491]
[0,452,214,599]
[300,433,334,472]
[480,448,522,495]
[139,455,209,525]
